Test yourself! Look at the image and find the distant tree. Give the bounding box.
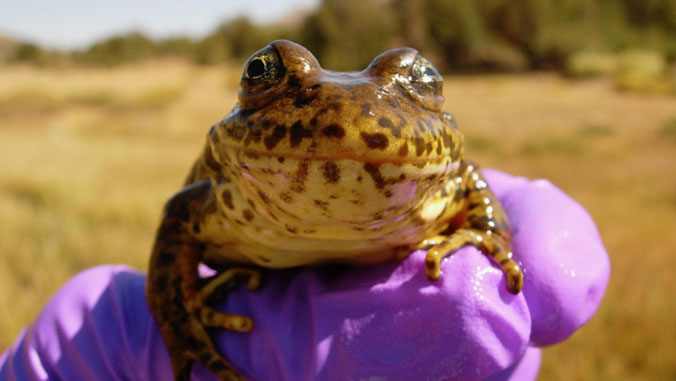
[300,0,396,70]
[157,37,196,58]
[74,32,156,66]
[11,43,49,65]
[194,16,278,65]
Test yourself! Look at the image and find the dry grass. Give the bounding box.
[1,62,675,379]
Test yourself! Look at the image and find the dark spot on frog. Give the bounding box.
[384,190,393,198]
[360,132,389,149]
[243,209,254,221]
[322,161,340,184]
[321,124,345,138]
[436,142,442,155]
[192,223,201,233]
[258,255,271,263]
[350,199,364,205]
[285,224,298,234]
[287,74,302,90]
[426,141,433,154]
[441,131,453,148]
[244,128,263,146]
[221,190,234,209]
[290,121,313,147]
[416,120,427,134]
[424,119,436,134]
[277,157,285,163]
[378,117,402,137]
[363,162,386,189]
[261,120,272,130]
[279,192,293,203]
[291,159,310,193]
[264,125,287,150]
[356,174,363,183]
[235,219,245,225]
[398,142,409,157]
[257,190,271,205]
[313,199,329,211]
[414,137,425,156]
[329,194,339,199]
[303,228,317,234]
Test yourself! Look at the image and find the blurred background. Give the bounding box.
[1,0,675,379]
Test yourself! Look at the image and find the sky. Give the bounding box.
[0,0,320,50]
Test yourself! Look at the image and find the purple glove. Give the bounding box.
[0,170,610,380]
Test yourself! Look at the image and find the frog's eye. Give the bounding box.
[409,56,443,95]
[243,45,283,81]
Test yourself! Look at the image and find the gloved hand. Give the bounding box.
[0,170,610,380]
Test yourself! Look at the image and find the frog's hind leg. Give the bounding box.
[146,181,259,380]
[423,162,524,294]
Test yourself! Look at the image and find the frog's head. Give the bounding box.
[211,40,464,238]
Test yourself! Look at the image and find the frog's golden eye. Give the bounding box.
[410,56,443,95]
[243,45,283,81]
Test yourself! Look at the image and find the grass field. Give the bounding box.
[1,60,675,380]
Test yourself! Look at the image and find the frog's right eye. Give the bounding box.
[243,46,283,81]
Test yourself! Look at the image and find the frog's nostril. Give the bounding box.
[247,59,265,78]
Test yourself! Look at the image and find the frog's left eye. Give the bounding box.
[409,56,443,95]
[243,45,283,82]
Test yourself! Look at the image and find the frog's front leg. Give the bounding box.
[146,180,260,381]
[425,162,524,294]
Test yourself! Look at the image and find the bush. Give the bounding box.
[300,0,396,70]
[613,50,674,93]
[565,51,618,78]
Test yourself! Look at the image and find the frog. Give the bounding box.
[146,40,524,380]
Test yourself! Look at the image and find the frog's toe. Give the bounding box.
[505,263,524,294]
[245,270,261,291]
[199,305,255,332]
[200,267,261,301]
[425,252,442,281]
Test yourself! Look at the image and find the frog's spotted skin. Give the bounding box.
[146,40,523,380]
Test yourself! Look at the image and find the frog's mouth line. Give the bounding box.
[237,147,452,166]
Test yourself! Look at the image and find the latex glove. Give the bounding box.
[0,170,610,380]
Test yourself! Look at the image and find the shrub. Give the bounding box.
[613,50,674,93]
[565,51,618,78]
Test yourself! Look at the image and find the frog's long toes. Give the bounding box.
[199,306,255,332]
[505,265,524,294]
[246,270,261,291]
[425,252,442,281]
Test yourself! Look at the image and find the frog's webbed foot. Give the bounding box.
[422,230,523,293]
[422,162,524,294]
[196,267,261,331]
[153,261,260,381]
